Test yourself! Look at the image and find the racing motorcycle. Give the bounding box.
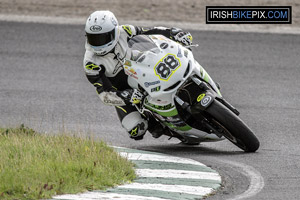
[124,34,260,152]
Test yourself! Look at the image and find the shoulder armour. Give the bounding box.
[122,25,133,37]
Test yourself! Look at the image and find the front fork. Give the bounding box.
[175,76,240,128]
[190,76,239,115]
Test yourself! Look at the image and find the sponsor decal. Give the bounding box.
[124,60,132,66]
[197,94,206,102]
[151,86,161,92]
[124,66,138,79]
[144,80,160,88]
[160,43,169,49]
[201,96,212,107]
[130,127,138,136]
[85,62,100,71]
[90,25,102,32]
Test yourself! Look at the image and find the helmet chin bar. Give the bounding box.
[91,41,115,55]
[95,50,108,56]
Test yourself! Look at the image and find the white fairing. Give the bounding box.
[125,35,224,142]
[127,35,191,101]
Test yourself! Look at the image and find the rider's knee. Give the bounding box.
[121,111,148,140]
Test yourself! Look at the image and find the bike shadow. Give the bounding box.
[132,143,246,156]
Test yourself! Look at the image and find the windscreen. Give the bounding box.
[128,35,159,61]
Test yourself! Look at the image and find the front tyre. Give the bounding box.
[205,100,260,152]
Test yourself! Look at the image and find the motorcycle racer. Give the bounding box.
[83,10,193,140]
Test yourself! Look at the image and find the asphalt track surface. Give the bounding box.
[0,21,300,199]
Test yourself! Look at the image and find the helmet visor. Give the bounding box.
[86,29,115,46]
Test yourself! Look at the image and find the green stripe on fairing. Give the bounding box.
[134,177,220,189]
[204,73,210,83]
[106,188,203,200]
[144,100,194,131]
[132,160,217,173]
[201,66,222,97]
[144,105,192,130]
[144,104,179,117]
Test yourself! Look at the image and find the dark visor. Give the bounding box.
[86,29,115,46]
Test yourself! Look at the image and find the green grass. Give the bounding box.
[0,125,136,200]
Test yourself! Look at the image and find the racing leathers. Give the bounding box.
[83,25,192,140]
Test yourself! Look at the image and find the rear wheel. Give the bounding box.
[205,100,260,152]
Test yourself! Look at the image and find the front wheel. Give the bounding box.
[204,100,260,152]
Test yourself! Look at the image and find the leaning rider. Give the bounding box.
[83,10,193,140]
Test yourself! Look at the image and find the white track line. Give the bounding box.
[53,192,167,200]
[120,152,205,166]
[136,168,221,181]
[119,183,213,196]
[224,160,265,200]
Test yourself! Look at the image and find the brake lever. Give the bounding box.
[185,44,199,49]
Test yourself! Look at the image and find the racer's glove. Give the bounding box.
[117,89,144,105]
[170,27,193,46]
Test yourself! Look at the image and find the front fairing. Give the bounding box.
[126,35,221,100]
[126,35,194,101]
[125,35,222,131]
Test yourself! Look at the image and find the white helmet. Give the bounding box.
[85,11,120,55]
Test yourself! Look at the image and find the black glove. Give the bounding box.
[170,27,193,46]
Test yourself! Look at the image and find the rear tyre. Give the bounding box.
[205,100,260,152]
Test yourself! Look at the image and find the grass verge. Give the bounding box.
[0,124,136,200]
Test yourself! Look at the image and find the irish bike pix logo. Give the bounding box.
[206,6,292,24]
